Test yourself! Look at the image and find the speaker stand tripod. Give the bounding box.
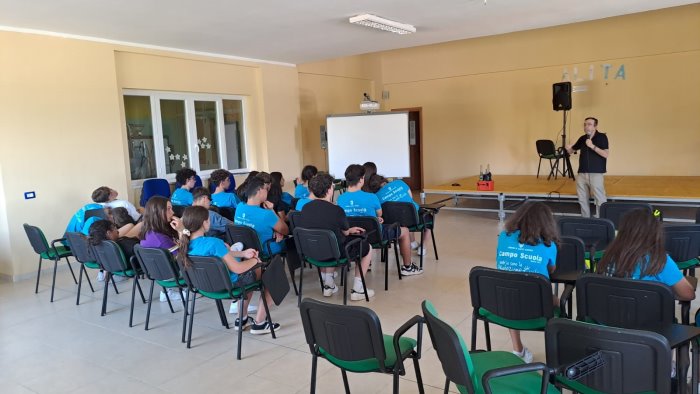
[559,111,575,180]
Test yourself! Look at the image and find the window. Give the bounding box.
[123,91,249,184]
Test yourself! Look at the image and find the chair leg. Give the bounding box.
[357,260,369,303]
[64,257,78,284]
[187,291,197,348]
[112,279,120,294]
[419,231,424,269]
[342,265,348,305]
[394,242,402,281]
[237,295,245,360]
[181,288,189,343]
[288,262,299,296]
[431,228,438,260]
[310,354,318,394]
[35,257,43,294]
[393,370,400,394]
[50,258,59,302]
[164,286,175,313]
[413,356,425,394]
[316,267,324,291]
[384,247,389,291]
[341,369,351,394]
[444,378,450,394]
[297,263,304,307]
[216,300,229,329]
[470,315,478,351]
[101,273,110,316]
[178,288,187,309]
[135,277,146,303]
[76,264,85,305]
[261,287,276,339]
[129,276,139,327]
[85,268,95,292]
[537,158,542,178]
[484,321,492,351]
[145,280,155,330]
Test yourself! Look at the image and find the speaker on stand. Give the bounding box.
[553,82,575,180]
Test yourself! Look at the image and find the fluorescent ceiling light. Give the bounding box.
[349,14,416,35]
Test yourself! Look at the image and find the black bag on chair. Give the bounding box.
[262,255,290,305]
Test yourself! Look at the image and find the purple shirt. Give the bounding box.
[140,231,177,252]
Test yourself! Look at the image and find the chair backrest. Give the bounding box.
[553,236,586,274]
[293,227,341,262]
[140,178,172,207]
[218,206,235,221]
[23,223,50,255]
[535,139,557,157]
[65,232,96,263]
[575,274,675,329]
[599,202,653,229]
[696,208,700,224]
[469,266,555,321]
[299,298,387,371]
[545,319,671,393]
[421,300,475,392]
[208,172,236,193]
[557,217,615,251]
[92,240,129,273]
[347,216,383,245]
[185,255,233,294]
[133,244,180,282]
[381,202,419,228]
[663,224,700,263]
[84,208,107,221]
[287,210,301,232]
[225,224,264,254]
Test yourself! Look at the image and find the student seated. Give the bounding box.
[271,172,294,207]
[234,177,288,256]
[337,164,422,276]
[210,169,240,209]
[267,172,291,214]
[368,174,433,256]
[171,168,197,206]
[235,171,259,202]
[65,202,107,236]
[496,202,559,363]
[88,219,140,265]
[91,186,141,222]
[294,165,317,199]
[191,187,232,239]
[295,196,313,211]
[596,209,695,301]
[296,172,374,301]
[178,206,280,334]
[361,161,377,193]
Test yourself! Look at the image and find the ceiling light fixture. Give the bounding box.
[349,14,416,35]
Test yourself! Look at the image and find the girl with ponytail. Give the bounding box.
[176,206,281,335]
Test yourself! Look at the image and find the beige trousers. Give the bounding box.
[576,173,607,217]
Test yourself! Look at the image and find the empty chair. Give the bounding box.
[551,235,586,317]
[599,201,653,229]
[381,201,438,269]
[299,298,424,394]
[23,223,77,302]
[664,224,700,275]
[535,139,564,180]
[557,217,615,265]
[347,216,402,291]
[545,318,672,393]
[139,178,171,207]
[65,231,111,305]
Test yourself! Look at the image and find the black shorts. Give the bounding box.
[343,237,371,260]
[231,269,257,287]
[381,225,401,240]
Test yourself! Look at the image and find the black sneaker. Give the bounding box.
[250,320,281,335]
[234,315,253,331]
[400,263,424,276]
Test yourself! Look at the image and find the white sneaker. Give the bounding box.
[410,241,419,250]
[416,247,427,256]
[323,283,338,297]
[159,288,183,302]
[111,275,128,283]
[229,300,258,314]
[230,242,244,252]
[96,271,105,282]
[350,288,375,301]
[513,347,533,363]
[400,263,424,276]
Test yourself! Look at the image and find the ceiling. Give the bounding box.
[0,0,697,65]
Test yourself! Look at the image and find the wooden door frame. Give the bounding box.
[391,107,424,190]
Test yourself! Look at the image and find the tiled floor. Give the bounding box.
[1,210,686,393]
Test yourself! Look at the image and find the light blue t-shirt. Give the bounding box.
[171,188,193,206]
[81,217,103,236]
[65,203,104,236]
[337,190,382,217]
[281,192,293,205]
[496,230,557,278]
[188,236,240,282]
[211,192,240,208]
[234,203,283,256]
[295,184,310,199]
[375,180,419,211]
[631,255,683,287]
[295,198,312,211]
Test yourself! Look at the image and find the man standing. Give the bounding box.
[566,117,609,217]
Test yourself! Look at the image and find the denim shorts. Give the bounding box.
[231,269,257,287]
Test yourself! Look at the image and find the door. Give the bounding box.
[392,108,422,190]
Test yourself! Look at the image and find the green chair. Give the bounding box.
[299,298,424,394]
[422,300,558,394]
[181,255,275,360]
[469,267,568,352]
[664,224,700,276]
[23,223,77,302]
[557,217,615,270]
[347,216,402,291]
[381,201,438,269]
[65,231,119,305]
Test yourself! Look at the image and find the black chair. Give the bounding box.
[422,300,557,394]
[171,205,187,218]
[347,216,402,291]
[84,208,107,221]
[696,208,700,224]
[599,201,653,229]
[535,140,564,180]
[218,206,235,221]
[557,217,615,268]
[132,245,188,337]
[299,298,424,394]
[65,231,119,305]
[469,267,567,352]
[23,223,77,302]
[180,255,273,360]
[293,227,367,306]
[576,274,676,328]
[664,224,700,276]
[91,240,145,325]
[545,318,672,393]
[551,236,586,316]
[381,201,438,269]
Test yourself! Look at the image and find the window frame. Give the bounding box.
[123,89,251,188]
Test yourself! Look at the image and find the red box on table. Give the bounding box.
[476,180,494,191]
